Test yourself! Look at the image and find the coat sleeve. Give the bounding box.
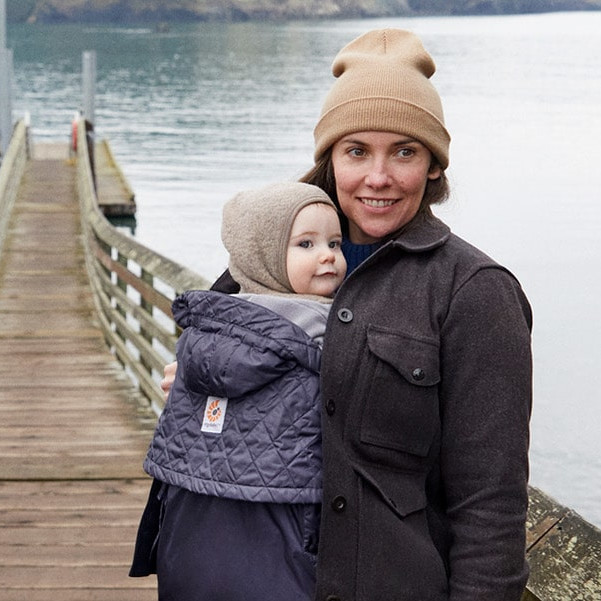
[175,299,302,399]
[439,267,532,601]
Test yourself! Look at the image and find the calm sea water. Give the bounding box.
[7,12,601,527]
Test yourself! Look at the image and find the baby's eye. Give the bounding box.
[329,240,341,249]
[299,240,313,249]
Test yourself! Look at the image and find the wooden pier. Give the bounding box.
[0,140,156,599]
[1,120,600,600]
[94,138,136,217]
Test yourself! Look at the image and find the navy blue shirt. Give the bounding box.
[341,238,383,276]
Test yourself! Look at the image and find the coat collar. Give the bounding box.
[389,213,451,252]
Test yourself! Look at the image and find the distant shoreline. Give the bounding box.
[7,0,601,25]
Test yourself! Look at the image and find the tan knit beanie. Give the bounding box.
[314,28,450,169]
[221,182,336,297]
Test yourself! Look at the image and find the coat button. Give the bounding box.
[326,399,336,416]
[337,308,353,323]
[412,368,425,381]
[331,496,347,512]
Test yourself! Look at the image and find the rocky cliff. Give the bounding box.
[7,0,601,23]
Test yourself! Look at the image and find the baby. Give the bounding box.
[132,182,346,601]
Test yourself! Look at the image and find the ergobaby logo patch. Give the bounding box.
[201,396,228,433]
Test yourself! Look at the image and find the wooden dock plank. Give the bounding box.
[94,139,136,217]
[0,149,157,599]
[524,488,601,601]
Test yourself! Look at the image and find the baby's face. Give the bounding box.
[286,203,347,297]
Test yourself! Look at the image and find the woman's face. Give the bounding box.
[331,131,441,244]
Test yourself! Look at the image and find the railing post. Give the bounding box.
[97,236,111,279]
[116,251,128,307]
[95,235,116,352]
[140,268,154,377]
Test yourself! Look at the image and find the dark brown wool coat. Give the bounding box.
[315,215,532,601]
[213,214,532,601]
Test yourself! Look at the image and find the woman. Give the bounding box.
[162,28,532,601]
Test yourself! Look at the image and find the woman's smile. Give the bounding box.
[359,197,398,208]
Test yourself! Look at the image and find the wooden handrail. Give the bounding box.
[523,487,601,600]
[0,120,29,256]
[75,119,211,414]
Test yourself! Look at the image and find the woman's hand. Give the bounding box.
[161,361,177,400]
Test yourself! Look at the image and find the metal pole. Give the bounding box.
[0,0,6,51]
[82,50,96,126]
[0,0,10,157]
[0,48,13,156]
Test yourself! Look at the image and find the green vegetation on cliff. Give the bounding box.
[6,0,601,23]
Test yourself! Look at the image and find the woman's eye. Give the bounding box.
[397,147,414,158]
[348,147,365,157]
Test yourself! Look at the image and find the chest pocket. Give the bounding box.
[360,326,440,458]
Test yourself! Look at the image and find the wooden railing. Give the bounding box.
[0,120,29,257]
[524,487,601,600]
[76,119,211,414]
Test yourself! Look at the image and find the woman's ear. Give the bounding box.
[427,162,442,180]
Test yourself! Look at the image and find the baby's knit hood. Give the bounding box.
[221,182,337,302]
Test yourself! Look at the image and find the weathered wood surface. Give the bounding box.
[0,148,158,600]
[524,487,601,601]
[94,138,136,217]
[33,139,136,216]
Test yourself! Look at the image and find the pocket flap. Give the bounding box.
[367,326,440,387]
[354,463,427,518]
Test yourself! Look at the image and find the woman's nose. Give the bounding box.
[365,161,391,188]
